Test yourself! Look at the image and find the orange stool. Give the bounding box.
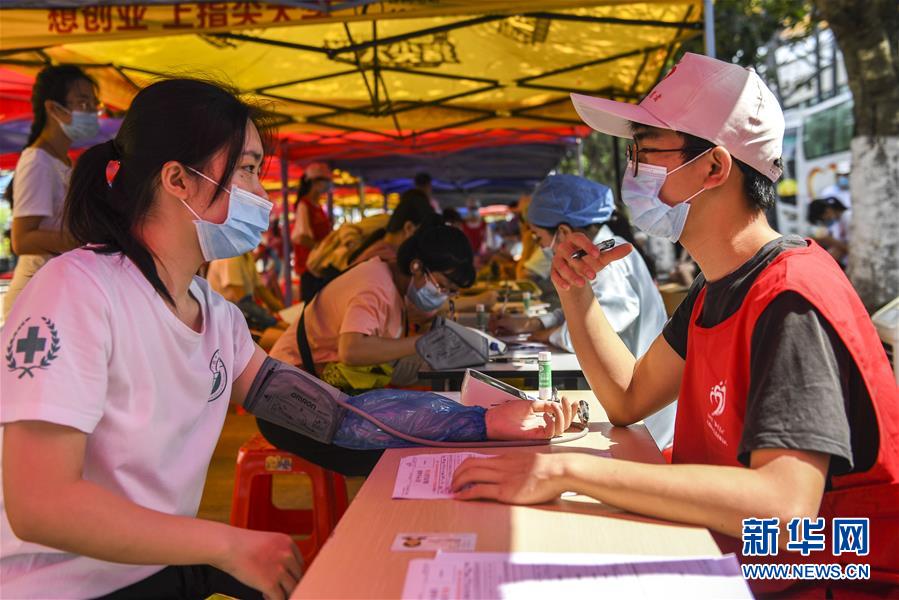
[230,434,348,564]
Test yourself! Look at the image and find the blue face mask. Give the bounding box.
[56,105,100,142]
[182,167,273,261]
[837,175,849,190]
[407,273,449,312]
[541,245,555,261]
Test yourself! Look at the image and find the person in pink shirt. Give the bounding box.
[270,224,474,389]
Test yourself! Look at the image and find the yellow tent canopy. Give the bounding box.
[0,1,702,139]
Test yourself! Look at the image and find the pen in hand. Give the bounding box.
[570,238,615,260]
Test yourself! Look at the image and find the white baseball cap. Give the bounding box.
[570,53,785,182]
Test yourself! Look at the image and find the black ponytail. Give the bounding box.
[64,78,275,305]
[26,65,95,148]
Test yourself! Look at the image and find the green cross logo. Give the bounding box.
[6,317,61,379]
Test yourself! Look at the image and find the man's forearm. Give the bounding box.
[557,286,639,422]
[562,453,822,543]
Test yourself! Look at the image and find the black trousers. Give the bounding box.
[94,565,262,600]
[256,417,383,477]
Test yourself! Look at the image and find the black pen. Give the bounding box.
[570,238,615,260]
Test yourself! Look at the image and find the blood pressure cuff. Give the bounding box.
[244,356,348,444]
[415,317,489,370]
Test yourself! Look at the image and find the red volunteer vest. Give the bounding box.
[672,241,899,594]
[293,196,332,275]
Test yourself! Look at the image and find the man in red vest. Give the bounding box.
[452,53,898,595]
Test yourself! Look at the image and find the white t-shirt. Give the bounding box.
[3,147,73,321]
[12,146,71,232]
[0,248,255,598]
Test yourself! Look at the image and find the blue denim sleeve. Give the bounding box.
[332,389,488,449]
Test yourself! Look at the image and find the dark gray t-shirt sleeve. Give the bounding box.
[738,292,853,474]
[662,276,704,359]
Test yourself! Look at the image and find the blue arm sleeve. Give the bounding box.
[332,389,488,450]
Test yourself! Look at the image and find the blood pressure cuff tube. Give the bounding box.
[244,356,349,444]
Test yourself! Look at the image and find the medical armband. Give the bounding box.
[243,356,348,444]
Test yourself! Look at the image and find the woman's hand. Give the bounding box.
[216,527,304,600]
[485,397,578,440]
[551,232,633,291]
[494,315,540,334]
[451,453,573,504]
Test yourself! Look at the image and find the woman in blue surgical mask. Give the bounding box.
[2,78,573,600]
[3,65,101,320]
[269,224,476,392]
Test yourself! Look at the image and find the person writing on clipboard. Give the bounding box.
[452,53,898,596]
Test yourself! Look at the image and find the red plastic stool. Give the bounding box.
[230,434,349,564]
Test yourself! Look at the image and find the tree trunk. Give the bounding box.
[814,0,899,312]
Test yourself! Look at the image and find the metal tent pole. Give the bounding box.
[612,136,622,203]
[577,137,585,177]
[703,0,716,58]
[280,144,293,306]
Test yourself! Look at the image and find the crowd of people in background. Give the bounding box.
[1,57,892,600]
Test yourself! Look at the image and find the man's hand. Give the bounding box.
[485,397,578,440]
[551,232,633,291]
[452,453,572,504]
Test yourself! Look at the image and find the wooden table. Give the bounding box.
[292,391,721,599]
[419,351,586,391]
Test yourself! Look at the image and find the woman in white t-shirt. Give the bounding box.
[0,79,576,599]
[3,65,101,320]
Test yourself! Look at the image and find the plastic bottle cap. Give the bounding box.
[476,304,485,312]
[538,351,552,362]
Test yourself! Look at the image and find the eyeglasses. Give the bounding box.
[625,143,710,177]
[426,271,460,297]
[61,99,104,115]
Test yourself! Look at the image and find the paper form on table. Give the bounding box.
[392,453,495,500]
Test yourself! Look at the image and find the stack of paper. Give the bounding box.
[401,552,753,599]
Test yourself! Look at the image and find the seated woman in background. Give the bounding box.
[207,250,286,349]
[348,188,438,266]
[270,224,474,390]
[496,174,676,450]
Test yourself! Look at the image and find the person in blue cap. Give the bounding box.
[497,174,675,449]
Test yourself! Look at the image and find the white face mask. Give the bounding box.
[621,148,711,243]
[181,167,273,261]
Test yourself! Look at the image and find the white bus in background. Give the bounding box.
[776,91,853,236]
